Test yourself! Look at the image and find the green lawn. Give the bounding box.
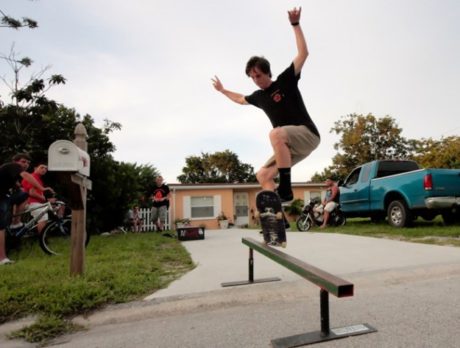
[291,217,460,246]
[0,232,194,343]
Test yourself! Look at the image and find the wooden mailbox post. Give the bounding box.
[48,123,92,276]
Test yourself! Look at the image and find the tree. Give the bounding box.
[0,48,160,232]
[178,150,257,184]
[1,7,38,30]
[410,136,460,169]
[312,113,412,181]
[88,160,159,233]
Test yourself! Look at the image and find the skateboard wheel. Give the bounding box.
[275,212,283,220]
[281,242,287,248]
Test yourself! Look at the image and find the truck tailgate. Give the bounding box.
[428,169,460,196]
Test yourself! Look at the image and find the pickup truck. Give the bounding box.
[339,160,460,227]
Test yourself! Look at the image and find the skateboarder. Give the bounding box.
[212,6,320,203]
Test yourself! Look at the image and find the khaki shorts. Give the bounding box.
[151,206,167,223]
[263,125,320,168]
[29,202,49,223]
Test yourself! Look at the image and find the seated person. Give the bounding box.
[127,206,142,232]
[21,162,50,235]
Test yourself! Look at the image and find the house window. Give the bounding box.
[310,191,322,202]
[303,190,322,204]
[191,196,214,218]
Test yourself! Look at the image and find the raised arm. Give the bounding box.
[211,76,248,105]
[288,7,309,75]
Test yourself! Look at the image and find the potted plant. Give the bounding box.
[174,218,191,229]
[217,211,229,229]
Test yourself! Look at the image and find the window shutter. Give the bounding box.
[214,195,222,217]
[183,196,191,219]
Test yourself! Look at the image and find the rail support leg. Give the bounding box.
[221,247,281,287]
[249,247,254,282]
[320,289,330,337]
[271,288,377,347]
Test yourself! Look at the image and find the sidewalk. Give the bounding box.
[3,229,460,347]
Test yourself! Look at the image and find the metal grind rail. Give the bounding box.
[222,237,376,347]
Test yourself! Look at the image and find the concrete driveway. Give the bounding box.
[2,229,460,348]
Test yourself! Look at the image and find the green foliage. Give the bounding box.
[8,315,83,343]
[0,233,194,343]
[178,149,257,183]
[0,9,38,30]
[0,48,160,232]
[312,113,412,181]
[284,198,304,216]
[88,159,159,231]
[410,136,460,169]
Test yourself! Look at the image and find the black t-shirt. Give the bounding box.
[0,162,23,196]
[245,63,320,137]
[149,184,170,208]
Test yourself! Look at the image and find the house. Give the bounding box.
[168,182,327,229]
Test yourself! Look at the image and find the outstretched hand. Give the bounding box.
[211,76,224,92]
[288,6,302,24]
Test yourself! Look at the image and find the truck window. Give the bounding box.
[344,167,361,186]
[376,161,419,178]
[360,164,371,183]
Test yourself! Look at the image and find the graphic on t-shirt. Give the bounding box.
[271,89,283,103]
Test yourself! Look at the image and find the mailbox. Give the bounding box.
[48,140,90,176]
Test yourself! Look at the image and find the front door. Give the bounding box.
[234,192,249,227]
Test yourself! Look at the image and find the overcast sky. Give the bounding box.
[2,0,459,183]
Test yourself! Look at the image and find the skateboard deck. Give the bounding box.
[256,190,287,247]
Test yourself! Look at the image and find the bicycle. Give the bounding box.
[5,200,89,256]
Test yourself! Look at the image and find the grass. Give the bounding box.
[0,232,194,345]
[290,216,460,246]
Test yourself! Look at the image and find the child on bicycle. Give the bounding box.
[21,162,52,236]
[0,154,53,265]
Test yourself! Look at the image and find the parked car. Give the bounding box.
[339,160,460,227]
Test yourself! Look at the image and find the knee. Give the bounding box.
[256,169,266,185]
[256,166,277,185]
[256,167,271,185]
[269,128,287,147]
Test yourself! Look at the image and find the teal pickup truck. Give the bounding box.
[339,160,460,227]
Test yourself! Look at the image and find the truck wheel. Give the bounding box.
[442,212,457,225]
[387,200,412,228]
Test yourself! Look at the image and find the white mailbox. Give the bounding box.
[48,140,90,177]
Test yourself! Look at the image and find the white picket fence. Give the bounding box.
[135,207,170,232]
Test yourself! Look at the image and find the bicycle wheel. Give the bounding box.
[39,219,90,255]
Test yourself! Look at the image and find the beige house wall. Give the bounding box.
[169,183,326,230]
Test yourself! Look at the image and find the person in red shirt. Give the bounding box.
[1,154,53,265]
[22,162,50,235]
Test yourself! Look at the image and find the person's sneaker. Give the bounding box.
[9,223,25,237]
[9,222,24,229]
[0,258,15,265]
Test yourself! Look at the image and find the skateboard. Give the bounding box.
[255,190,287,247]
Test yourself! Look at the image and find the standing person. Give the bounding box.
[212,7,320,203]
[149,176,170,231]
[21,162,50,235]
[320,178,340,228]
[0,154,53,265]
